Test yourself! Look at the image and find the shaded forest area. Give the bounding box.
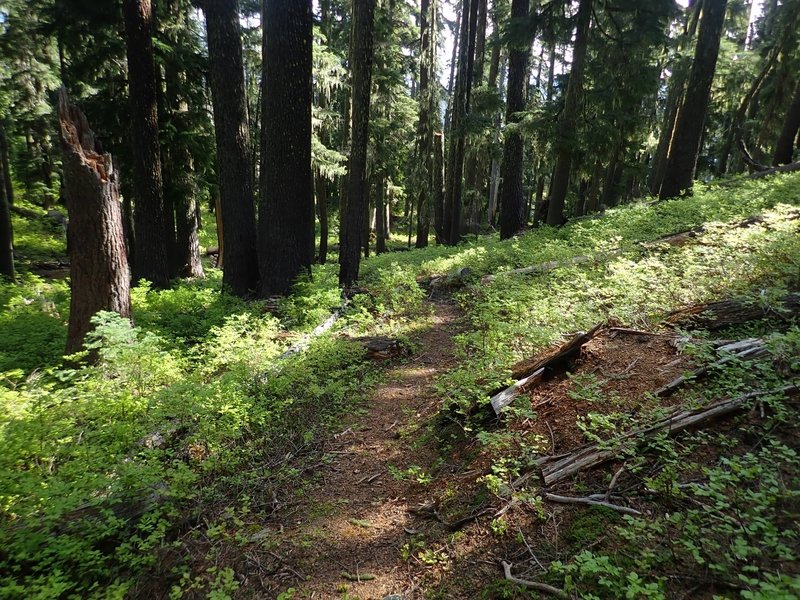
[1,0,800,598]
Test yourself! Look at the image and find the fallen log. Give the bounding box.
[535,384,797,487]
[510,323,603,380]
[352,336,407,360]
[544,492,642,516]
[490,368,545,415]
[655,338,768,397]
[736,139,771,172]
[487,324,603,416]
[481,253,616,285]
[747,161,800,179]
[667,294,800,331]
[642,208,800,250]
[277,303,345,361]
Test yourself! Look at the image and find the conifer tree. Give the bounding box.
[259,0,315,296]
[203,0,259,296]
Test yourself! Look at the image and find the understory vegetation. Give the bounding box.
[2,173,800,598]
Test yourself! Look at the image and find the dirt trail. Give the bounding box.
[276,298,463,599]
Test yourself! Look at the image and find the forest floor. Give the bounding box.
[2,174,800,600]
[274,298,464,599]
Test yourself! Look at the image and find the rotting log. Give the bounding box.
[531,384,797,487]
[509,323,603,380]
[642,208,800,250]
[544,492,641,516]
[488,324,603,416]
[490,368,545,415]
[655,338,768,397]
[749,161,800,178]
[667,294,800,331]
[276,301,346,361]
[58,88,131,355]
[480,253,618,285]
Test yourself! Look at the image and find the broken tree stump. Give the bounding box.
[58,88,131,355]
[490,368,545,415]
[488,324,603,415]
[510,323,603,380]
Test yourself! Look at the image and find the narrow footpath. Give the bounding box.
[275,298,463,599]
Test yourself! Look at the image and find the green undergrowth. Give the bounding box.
[360,173,800,422]
[0,173,799,598]
[0,269,427,597]
[537,329,800,599]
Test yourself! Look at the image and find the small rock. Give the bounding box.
[383,595,404,600]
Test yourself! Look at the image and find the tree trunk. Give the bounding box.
[339,0,376,287]
[174,146,204,278]
[773,81,800,166]
[161,2,203,279]
[499,0,530,239]
[443,1,462,133]
[445,0,480,245]
[123,0,170,288]
[376,174,386,254]
[214,192,224,268]
[58,89,131,355]
[649,64,688,194]
[648,2,701,192]
[315,169,329,264]
[433,131,445,243]
[415,0,433,249]
[546,0,592,226]
[0,122,14,206]
[0,131,13,280]
[203,0,259,296]
[659,0,728,199]
[258,0,314,296]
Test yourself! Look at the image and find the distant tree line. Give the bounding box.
[1,0,799,350]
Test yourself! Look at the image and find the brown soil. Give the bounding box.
[269,298,466,599]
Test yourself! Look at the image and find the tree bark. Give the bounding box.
[315,169,329,263]
[0,122,14,206]
[203,0,259,295]
[57,89,131,355]
[339,0,376,287]
[546,0,592,226]
[415,0,433,249]
[174,142,204,278]
[499,0,530,239]
[0,130,13,280]
[123,0,170,288]
[376,174,386,254]
[258,0,315,296]
[648,1,702,193]
[433,131,445,243]
[445,0,480,245]
[162,2,203,279]
[773,81,800,166]
[659,0,727,199]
